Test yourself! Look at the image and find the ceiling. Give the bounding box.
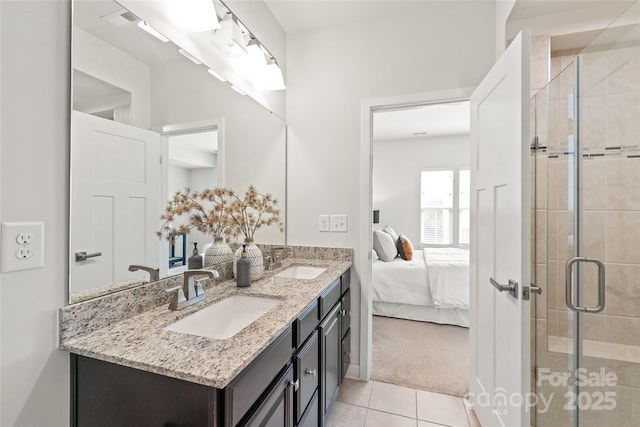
[373,101,470,141]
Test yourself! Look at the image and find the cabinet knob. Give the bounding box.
[304,369,317,377]
[290,379,300,391]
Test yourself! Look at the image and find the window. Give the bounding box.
[420,169,470,247]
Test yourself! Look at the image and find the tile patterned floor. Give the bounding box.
[327,379,481,427]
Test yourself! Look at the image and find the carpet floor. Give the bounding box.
[372,315,469,397]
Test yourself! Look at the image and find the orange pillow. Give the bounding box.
[397,234,413,261]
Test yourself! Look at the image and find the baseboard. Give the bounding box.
[345,364,360,380]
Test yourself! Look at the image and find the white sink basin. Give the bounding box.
[164,295,280,340]
[273,265,327,280]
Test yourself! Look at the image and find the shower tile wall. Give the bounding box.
[535,32,640,426]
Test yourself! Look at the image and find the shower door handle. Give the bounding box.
[565,257,605,313]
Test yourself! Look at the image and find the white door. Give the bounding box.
[70,111,161,294]
[469,31,531,427]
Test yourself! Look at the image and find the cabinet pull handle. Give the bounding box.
[304,369,317,377]
[291,379,300,392]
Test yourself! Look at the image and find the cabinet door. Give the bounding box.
[340,288,351,339]
[294,331,319,424]
[319,302,341,426]
[243,364,294,427]
[341,328,351,382]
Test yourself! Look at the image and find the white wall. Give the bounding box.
[151,58,287,244]
[286,0,495,372]
[373,135,470,246]
[73,26,151,129]
[496,0,517,59]
[0,1,70,425]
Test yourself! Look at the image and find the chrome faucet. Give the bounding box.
[166,269,219,311]
[128,264,160,282]
[270,247,289,269]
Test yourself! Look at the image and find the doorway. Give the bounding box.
[359,88,472,392]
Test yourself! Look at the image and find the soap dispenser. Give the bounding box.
[236,245,251,287]
[188,242,203,269]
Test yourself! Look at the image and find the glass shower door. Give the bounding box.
[534,2,640,426]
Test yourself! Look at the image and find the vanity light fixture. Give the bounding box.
[171,0,221,32]
[230,85,246,96]
[211,14,248,57]
[137,21,170,42]
[262,59,286,91]
[178,48,202,65]
[207,68,226,82]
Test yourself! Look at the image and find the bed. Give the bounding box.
[372,247,470,327]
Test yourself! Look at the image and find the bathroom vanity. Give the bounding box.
[60,254,351,427]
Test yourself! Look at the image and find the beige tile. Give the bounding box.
[417,421,447,427]
[368,381,417,419]
[605,211,640,264]
[531,35,551,92]
[416,390,468,427]
[605,263,640,317]
[547,261,559,310]
[607,45,640,95]
[582,211,606,262]
[582,312,606,342]
[547,210,559,261]
[327,402,367,427]
[535,210,547,263]
[557,211,575,261]
[582,159,606,211]
[547,160,559,210]
[581,96,606,151]
[466,407,481,427]
[580,261,602,308]
[606,157,640,211]
[338,378,373,407]
[535,263,547,318]
[580,49,607,97]
[606,93,640,147]
[607,315,640,346]
[365,409,417,427]
[535,155,548,209]
[580,385,634,427]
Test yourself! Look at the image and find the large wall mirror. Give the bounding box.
[69,0,286,304]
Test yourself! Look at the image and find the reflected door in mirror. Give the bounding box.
[70,111,161,296]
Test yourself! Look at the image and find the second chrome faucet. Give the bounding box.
[166,269,219,311]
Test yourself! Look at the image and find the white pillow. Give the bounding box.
[382,225,399,243]
[372,248,379,262]
[373,230,398,262]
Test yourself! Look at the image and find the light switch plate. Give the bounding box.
[330,215,348,232]
[1,221,45,272]
[318,215,330,232]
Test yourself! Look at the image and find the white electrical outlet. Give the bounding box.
[330,215,348,232]
[319,215,330,232]
[1,221,45,272]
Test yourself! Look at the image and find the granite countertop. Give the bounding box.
[59,258,351,389]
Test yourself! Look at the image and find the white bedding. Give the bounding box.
[372,247,469,311]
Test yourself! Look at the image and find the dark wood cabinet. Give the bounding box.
[294,331,318,424]
[318,302,341,426]
[243,364,294,427]
[71,268,352,427]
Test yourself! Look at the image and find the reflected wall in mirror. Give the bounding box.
[69,0,286,304]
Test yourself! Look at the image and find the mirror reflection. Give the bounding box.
[69,0,286,304]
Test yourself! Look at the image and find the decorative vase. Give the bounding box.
[233,239,264,281]
[204,237,234,267]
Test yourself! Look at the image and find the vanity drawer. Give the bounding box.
[293,300,319,348]
[226,327,293,426]
[318,278,341,320]
[294,330,319,424]
[341,270,351,295]
[341,328,351,382]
